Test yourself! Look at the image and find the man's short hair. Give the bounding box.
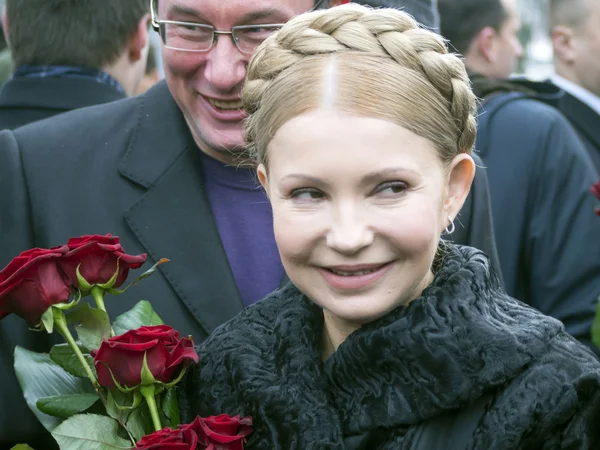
[549,0,589,31]
[6,0,149,68]
[438,0,507,55]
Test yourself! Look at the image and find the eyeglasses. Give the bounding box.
[150,2,283,54]
[153,21,284,54]
[150,0,327,54]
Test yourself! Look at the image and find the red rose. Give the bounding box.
[92,325,199,388]
[593,181,600,216]
[593,180,600,199]
[59,234,147,290]
[0,246,72,324]
[135,425,199,450]
[195,415,253,450]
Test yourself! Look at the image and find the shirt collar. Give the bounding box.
[12,65,125,95]
[552,74,600,116]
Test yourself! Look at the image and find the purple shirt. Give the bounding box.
[200,152,284,307]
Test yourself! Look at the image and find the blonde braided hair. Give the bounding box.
[243,3,477,167]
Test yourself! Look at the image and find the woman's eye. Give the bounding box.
[374,181,408,196]
[290,188,324,201]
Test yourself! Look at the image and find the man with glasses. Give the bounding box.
[0,0,500,447]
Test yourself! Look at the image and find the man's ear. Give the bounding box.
[551,25,576,65]
[443,154,476,226]
[475,27,498,64]
[2,7,9,44]
[257,164,269,196]
[128,13,151,62]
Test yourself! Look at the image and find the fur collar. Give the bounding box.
[189,245,565,448]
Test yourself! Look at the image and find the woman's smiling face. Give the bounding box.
[259,109,474,324]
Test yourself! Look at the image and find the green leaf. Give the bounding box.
[106,390,143,426]
[109,259,170,296]
[40,306,54,334]
[125,407,154,442]
[50,343,96,379]
[51,414,133,449]
[36,393,99,418]
[14,347,95,432]
[112,301,164,336]
[66,303,111,351]
[161,388,180,428]
[10,445,36,450]
[592,296,600,350]
[76,264,93,292]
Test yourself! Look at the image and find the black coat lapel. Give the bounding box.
[118,82,244,335]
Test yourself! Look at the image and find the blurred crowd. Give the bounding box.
[0,0,599,448]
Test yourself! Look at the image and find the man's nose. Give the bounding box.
[203,34,247,92]
[326,203,374,255]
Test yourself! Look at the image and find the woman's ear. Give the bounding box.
[444,154,476,221]
[257,164,269,197]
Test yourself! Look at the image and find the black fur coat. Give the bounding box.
[181,246,600,449]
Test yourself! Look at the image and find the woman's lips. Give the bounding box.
[318,262,393,291]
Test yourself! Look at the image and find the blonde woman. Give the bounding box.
[181,5,600,449]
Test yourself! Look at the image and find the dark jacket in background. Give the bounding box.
[355,0,440,30]
[471,75,600,349]
[0,76,125,130]
[0,81,501,448]
[181,245,600,449]
[554,89,600,171]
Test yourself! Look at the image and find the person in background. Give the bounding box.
[135,41,162,95]
[0,18,13,88]
[0,0,498,446]
[438,0,600,349]
[0,0,150,131]
[549,0,600,170]
[182,6,600,449]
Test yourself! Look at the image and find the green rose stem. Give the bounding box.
[52,307,103,393]
[140,384,162,432]
[91,285,115,337]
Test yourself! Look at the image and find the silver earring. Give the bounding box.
[444,215,455,235]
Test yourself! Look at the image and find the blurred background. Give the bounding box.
[0,0,553,79]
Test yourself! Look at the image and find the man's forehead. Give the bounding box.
[159,0,314,23]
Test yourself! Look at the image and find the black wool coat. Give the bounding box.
[181,245,600,450]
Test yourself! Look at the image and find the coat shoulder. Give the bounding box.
[473,332,600,448]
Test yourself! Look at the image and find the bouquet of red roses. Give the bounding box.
[0,234,252,450]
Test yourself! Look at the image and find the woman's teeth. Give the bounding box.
[329,268,379,276]
[208,98,244,110]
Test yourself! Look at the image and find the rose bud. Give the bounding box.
[135,425,198,450]
[92,325,199,389]
[592,181,600,216]
[59,234,147,291]
[592,180,600,200]
[195,415,253,450]
[0,246,72,325]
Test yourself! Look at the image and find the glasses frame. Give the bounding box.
[150,0,330,51]
[150,1,285,54]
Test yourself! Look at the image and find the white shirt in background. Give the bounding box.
[552,74,600,116]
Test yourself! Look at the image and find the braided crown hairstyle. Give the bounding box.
[243,4,477,168]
